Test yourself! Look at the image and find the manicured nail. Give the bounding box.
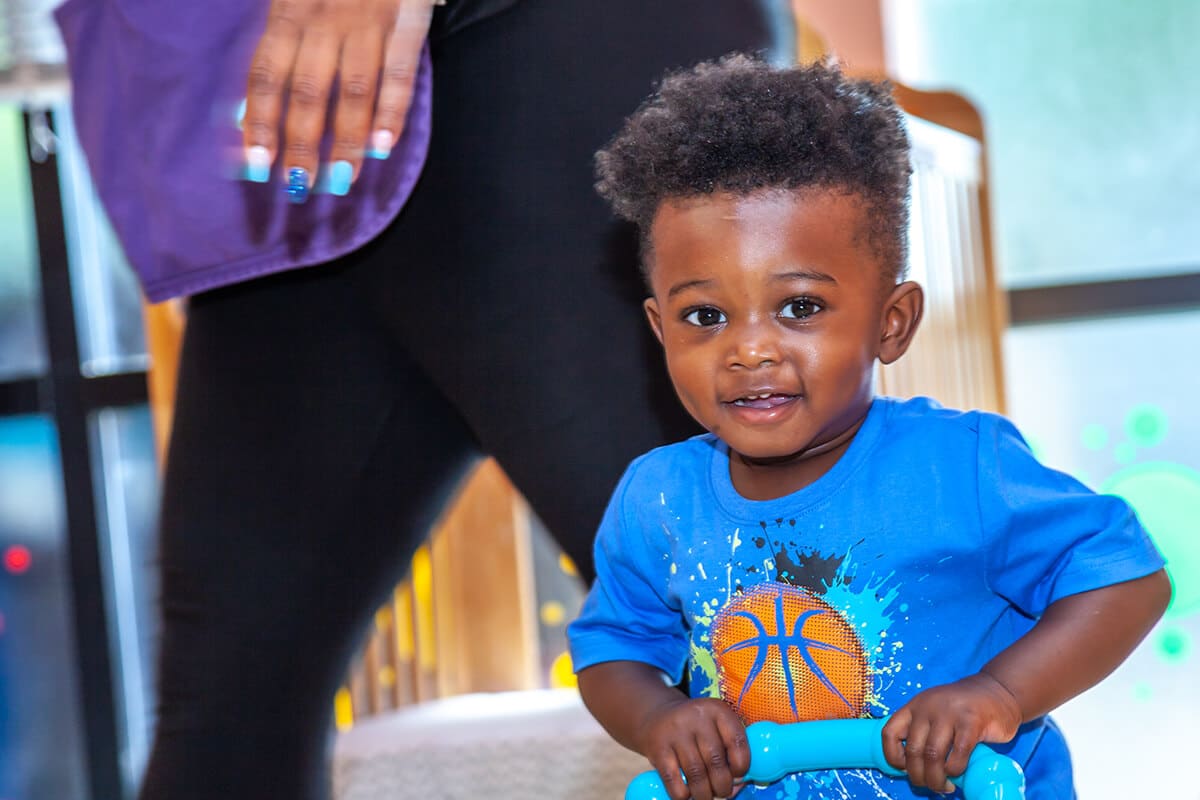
[234,97,247,130]
[245,146,271,183]
[366,129,394,160]
[286,167,310,204]
[328,160,353,196]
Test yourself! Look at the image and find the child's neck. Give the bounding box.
[728,414,867,501]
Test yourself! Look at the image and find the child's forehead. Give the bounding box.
[652,187,866,229]
[643,187,889,292]
[648,187,872,253]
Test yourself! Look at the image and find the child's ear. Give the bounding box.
[878,281,923,365]
[644,297,666,345]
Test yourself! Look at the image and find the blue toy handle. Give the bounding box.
[624,717,1025,800]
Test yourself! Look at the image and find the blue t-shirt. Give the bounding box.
[568,396,1163,800]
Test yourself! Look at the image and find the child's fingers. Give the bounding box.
[942,727,978,786]
[652,752,691,800]
[676,737,719,800]
[693,726,737,799]
[716,712,751,779]
[880,711,910,771]
[899,718,932,789]
[909,721,957,794]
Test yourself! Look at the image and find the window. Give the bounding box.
[885,3,1200,795]
[0,106,47,379]
[0,103,157,800]
[0,414,89,800]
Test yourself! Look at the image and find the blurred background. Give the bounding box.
[1,1,1196,798]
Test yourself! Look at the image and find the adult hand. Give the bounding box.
[638,697,750,800]
[241,0,437,200]
[880,672,1022,795]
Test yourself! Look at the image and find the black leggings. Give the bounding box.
[140,3,772,798]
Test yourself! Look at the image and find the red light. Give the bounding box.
[3,545,31,574]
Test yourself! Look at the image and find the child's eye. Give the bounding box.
[682,306,727,327]
[779,297,823,320]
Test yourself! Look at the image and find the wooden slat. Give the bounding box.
[141,298,185,463]
[430,459,539,697]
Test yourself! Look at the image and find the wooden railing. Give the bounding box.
[877,103,1008,414]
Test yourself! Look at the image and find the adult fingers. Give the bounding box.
[367,0,434,160]
[326,25,385,192]
[280,24,342,202]
[242,5,304,182]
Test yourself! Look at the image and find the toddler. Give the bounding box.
[567,56,1170,800]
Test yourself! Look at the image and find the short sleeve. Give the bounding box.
[979,414,1165,616]
[567,460,690,682]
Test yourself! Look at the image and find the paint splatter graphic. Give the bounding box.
[675,520,912,799]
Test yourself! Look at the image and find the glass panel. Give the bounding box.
[0,104,48,380]
[54,106,148,378]
[88,404,160,793]
[885,0,1200,288]
[1003,309,1200,797]
[0,414,88,800]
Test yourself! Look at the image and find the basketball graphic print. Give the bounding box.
[711,583,869,723]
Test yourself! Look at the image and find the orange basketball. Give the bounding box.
[711,583,869,723]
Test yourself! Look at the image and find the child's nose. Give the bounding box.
[728,321,781,369]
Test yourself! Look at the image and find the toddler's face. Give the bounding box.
[644,188,909,492]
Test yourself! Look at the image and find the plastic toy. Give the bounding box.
[624,716,1025,800]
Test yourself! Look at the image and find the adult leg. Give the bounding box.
[138,263,480,800]
[363,0,774,579]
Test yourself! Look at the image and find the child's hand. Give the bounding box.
[880,672,1022,794]
[637,697,750,800]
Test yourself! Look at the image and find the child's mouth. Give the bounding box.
[731,392,796,409]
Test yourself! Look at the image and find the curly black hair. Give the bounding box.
[595,55,912,283]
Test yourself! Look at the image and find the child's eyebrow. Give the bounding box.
[666,269,837,299]
[772,269,837,284]
[667,278,715,298]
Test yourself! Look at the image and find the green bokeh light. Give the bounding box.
[1132,681,1153,702]
[1125,404,1168,448]
[1155,625,1192,663]
[1102,462,1200,617]
[1081,423,1108,451]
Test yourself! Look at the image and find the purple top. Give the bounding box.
[53,0,433,302]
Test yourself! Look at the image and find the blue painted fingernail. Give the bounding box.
[286,167,309,204]
[234,97,247,131]
[328,160,353,196]
[244,146,271,183]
